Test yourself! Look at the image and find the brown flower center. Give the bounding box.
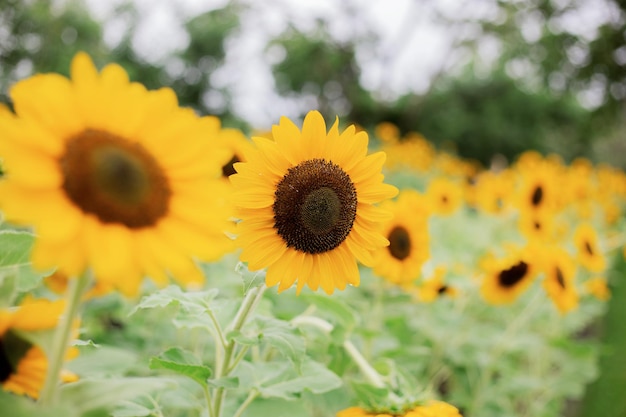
[584,241,594,255]
[60,129,171,228]
[531,185,543,206]
[273,159,357,254]
[0,332,31,383]
[555,267,566,288]
[388,226,411,260]
[497,261,529,288]
[222,154,240,177]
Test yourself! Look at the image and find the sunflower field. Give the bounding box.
[1,2,626,417]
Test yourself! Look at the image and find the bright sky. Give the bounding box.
[80,0,617,127]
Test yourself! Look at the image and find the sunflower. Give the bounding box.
[0,52,233,295]
[426,177,463,216]
[573,223,606,273]
[336,401,462,417]
[583,277,610,301]
[215,127,254,180]
[231,111,398,294]
[514,160,559,215]
[473,170,515,215]
[539,246,579,314]
[1,299,78,398]
[479,246,538,305]
[372,190,430,285]
[416,266,458,302]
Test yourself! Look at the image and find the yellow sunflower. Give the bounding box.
[539,246,579,314]
[416,266,458,302]
[337,401,462,417]
[473,170,515,215]
[231,111,398,294]
[426,177,463,216]
[0,52,234,295]
[573,223,606,273]
[1,299,78,399]
[514,160,559,215]
[215,127,254,180]
[480,246,538,305]
[372,190,430,285]
[583,276,611,301]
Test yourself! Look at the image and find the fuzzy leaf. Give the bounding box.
[149,347,212,386]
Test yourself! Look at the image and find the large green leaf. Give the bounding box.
[0,229,48,296]
[149,347,212,387]
[235,358,342,400]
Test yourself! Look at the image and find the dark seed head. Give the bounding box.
[222,154,240,178]
[531,185,543,207]
[273,159,357,254]
[387,226,411,260]
[555,267,566,289]
[497,261,529,288]
[60,129,171,228]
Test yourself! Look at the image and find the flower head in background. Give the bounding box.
[0,299,78,398]
[372,190,430,285]
[337,400,462,417]
[0,52,233,295]
[480,246,538,305]
[573,223,606,273]
[231,111,398,294]
[539,246,579,314]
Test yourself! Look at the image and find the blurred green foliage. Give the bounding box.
[0,0,624,166]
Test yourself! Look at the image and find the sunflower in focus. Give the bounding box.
[426,177,463,216]
[539,246,579,314]
[0,52,234,295]
[1,299,78,398]
[231,111,398,294]
[372,190,430,285]
[573,223,606,273]
[480,246,537,305]
[337,401,462,417]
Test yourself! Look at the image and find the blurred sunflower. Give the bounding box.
[480,247,537,305]
[0,52,233,295]
[573,223,606,273]
[539,246,579,314]
[473,170,515,215]
[216,127,254,180]
[515,161,559,214]
[1,299,78,398]
[583,277,611,301]
[337,401,462,417]
[231,111,398,294]
[372,190,430,285]
[517,210,559,243]
[416,266,458,302]
[426,177,463,216]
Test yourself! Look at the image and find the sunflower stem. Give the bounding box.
[291,314,386,388]
[232,390,259,417]
[213,284,266,417]
[39,269,91,405]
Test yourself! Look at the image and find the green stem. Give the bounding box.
[227,345,250,374]
[207,308,228,350]
[39,269,91,405]
[232,390,259,417]
[291,315,386,388]
[213,284,266,417]
[203,385,215,417]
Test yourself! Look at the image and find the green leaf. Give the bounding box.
[66,345,139,377]
[351,382,391,411]
[235,261,266,294]
[236,358,343,400]
[250,316,306,365]
[301,293,359,329]
[0,389,74,417]
[206,376,239,388]
[0,229,48,295]
[227,329,262,346]
[130,285,221,331]
[149,347,212,386]
[111,401,152,417]
[59,377,176,415]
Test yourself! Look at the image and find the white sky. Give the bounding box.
[79,0,618,127]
